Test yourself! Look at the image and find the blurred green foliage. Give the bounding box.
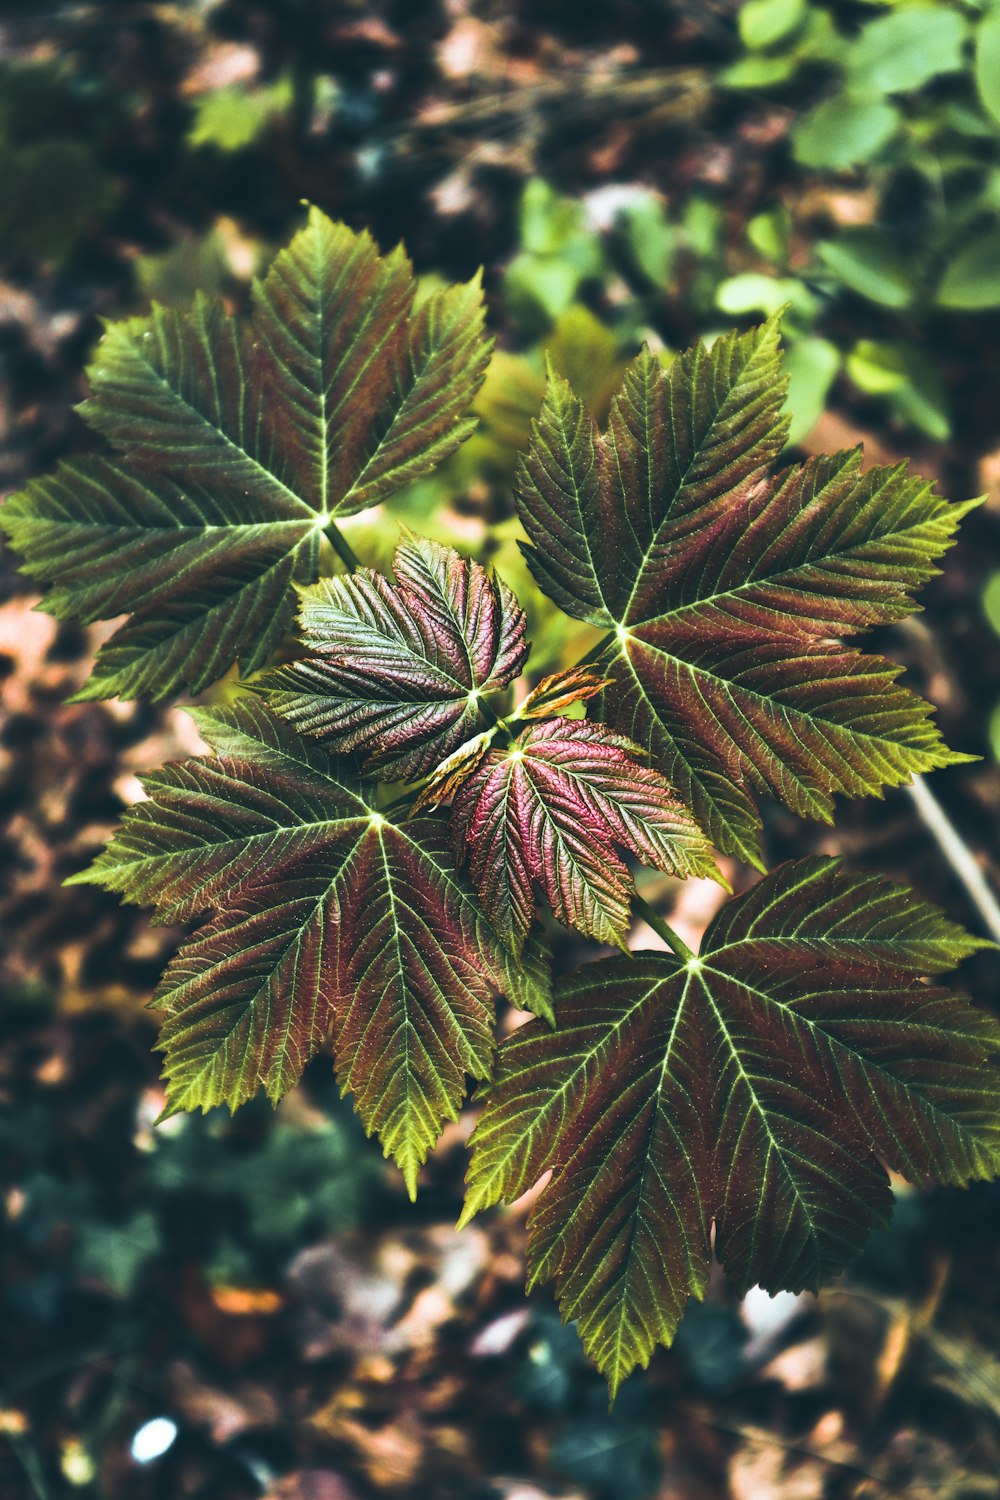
[715,0,1000,440]
[3,1072,383,1323]
[727,0,1000,306]
[0,60,120,264]
[187,76,293,152]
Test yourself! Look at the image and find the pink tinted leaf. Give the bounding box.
[262,533,529,778]
[451,718,720,955]
[516,666,611,720]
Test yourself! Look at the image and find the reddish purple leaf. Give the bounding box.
[451,718,721,954]
[263,534,529,778]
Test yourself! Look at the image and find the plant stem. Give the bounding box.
[479,696,517,746]
[324,521,361,573]
[906,775,1000,944]
[380,788,418,816]
[631,894,696,963]
[578,631,614,667]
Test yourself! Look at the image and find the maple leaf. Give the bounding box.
[463,857,1000,1396]
[514,320,975,865]
[70,700,551,1196]
[450,718,721,955]
[261,533,528,778]
[0,209,490,701]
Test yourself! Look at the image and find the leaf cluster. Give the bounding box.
[722,0,1000,439]
[3,207,998,1396]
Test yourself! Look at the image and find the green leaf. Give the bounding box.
[514,320,973,864]
[450,718,722,956]
[1,209,491,700]
[983,570,1000,636]
[782,336,841,445]
[72,700,551,1197]
[715,272,804,318]
[723,54,799,89]
[976,5,1000,128]
[187,79,293,152]
[845,6,968,96]
[817,229,915,308]
[261,533,528,778]
[793,97,900,169]
[464,857,1000,1396]
[937,228,1000,308]
[846,339,951,441]
[746,207,791,265]
[738,0,807,51]
[614,192,675,289]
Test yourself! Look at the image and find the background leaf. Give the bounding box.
[937,228,1000,309]
[844,7,968,97]
[793,98,900,170]
[976,4,1000,128]
[817,230,915,309]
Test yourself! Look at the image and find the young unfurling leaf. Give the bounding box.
[0,210,490,700]
[262,534,528,777]
[71,700,551,1196]
[515,666,610,719]
[450,718,721,955]
[515,321,975,866]
[463,857,1000,1396]
[409,668,612,814]
[410,731,495,815]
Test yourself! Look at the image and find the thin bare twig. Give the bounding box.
[907,776,1000,945]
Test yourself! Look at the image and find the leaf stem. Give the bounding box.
[324,521,362,573]
[482,699,519,749]
[631,894,696,963]
[578,631,614,667]
[381,788,418,817]
[906,775,1000,944]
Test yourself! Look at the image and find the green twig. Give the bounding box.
[631,894,696,963]
[577,631,614,667]
[380,787,419,817]
[324,521,362,573]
